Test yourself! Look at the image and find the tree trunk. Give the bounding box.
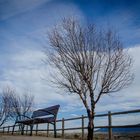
[87,118,94,140]
[87,109,94,140]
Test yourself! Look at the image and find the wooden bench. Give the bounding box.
[12,105,60,137]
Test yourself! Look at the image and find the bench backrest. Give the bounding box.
[32,105,60,118]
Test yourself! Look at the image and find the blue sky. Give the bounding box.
[0,0,140,124]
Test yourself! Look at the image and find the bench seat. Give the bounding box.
[16,116,55,125]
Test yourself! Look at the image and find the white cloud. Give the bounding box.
[0,48,82,111]
[0,46,140,116]
[95,45,140,113]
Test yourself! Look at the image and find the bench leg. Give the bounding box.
[21,124,25,135]
[54,123,56,138]
[12,126,14,135]
[12,124,16,135]
[30,124,33,136]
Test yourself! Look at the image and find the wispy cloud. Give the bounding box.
[0,0,52,21]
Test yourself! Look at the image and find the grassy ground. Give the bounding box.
[0,135,67,140]
[1,132,140,140]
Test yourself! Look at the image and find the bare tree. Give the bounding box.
[10,91,34,121]
[45,18,134,140]
[2,87,34,135]
[0,86,34,127]
[0,87,14,127]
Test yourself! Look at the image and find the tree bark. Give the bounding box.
[87,109,94,140]
[87,119,94,140]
